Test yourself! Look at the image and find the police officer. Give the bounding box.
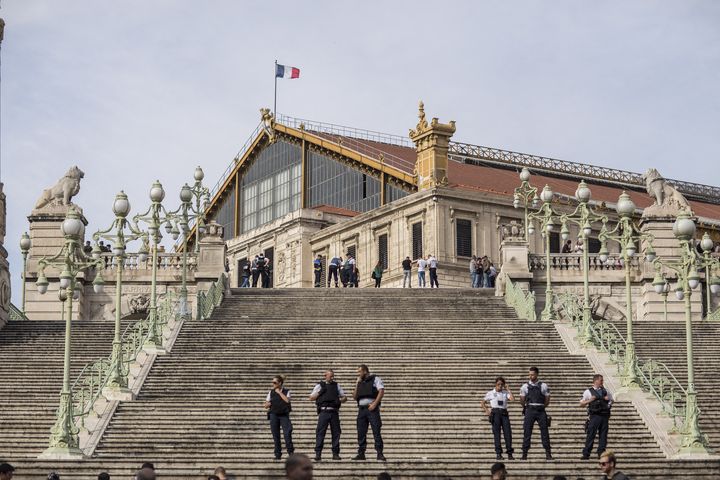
[352,364,386,462]
[328,256,341,288]
[258,253,270,288]
[313,255,323,288]
[251,254,260,287]
[264,375,294,460]
[519,366,552,460]
[309,369,347,461]
[481,376,515,460]
[580,374,613,460]
[240,260,251,288]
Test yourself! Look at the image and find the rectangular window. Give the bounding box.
[412,222,423,260]
[588,237,601,254]
[549,232,560,253]
[346,244,357,261]
[378,234,388,270]
[456,219,472,258]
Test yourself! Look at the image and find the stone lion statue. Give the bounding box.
[34,166,85,209]
[642,168,692,214]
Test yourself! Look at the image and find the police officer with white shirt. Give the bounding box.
[580,374,614,459]
[309,369,347,461]
[519,366,552,460]
[352,364,386,462]
[481,376,515,460]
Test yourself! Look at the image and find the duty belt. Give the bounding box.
[319,406,336,411]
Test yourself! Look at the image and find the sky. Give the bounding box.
[2,1,719,304]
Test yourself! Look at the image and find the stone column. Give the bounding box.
[0,183,9,328]
[409,101,456,191]
[25,206,88,320]
[195,221,228,298]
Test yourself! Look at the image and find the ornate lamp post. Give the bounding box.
[513,167,539,241]
[651,212,714,454]
[525,184,559,321]
[699,233,720,319]
[597,192,656,386]
[133,180,171,353]
[19,232,31,314]
[189,166,210,253]
[92,191,148,399]
[558,181,608,343]
[35,207,104,458]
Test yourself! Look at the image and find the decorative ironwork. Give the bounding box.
[196,273,228,321]
[554,292,687,431]
[504,277,537,322]
[449,141,720,205]
[9,303,27,321]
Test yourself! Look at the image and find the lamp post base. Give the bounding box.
[143,342,167,355]
[39,445,85,460]
[102,385,135,401]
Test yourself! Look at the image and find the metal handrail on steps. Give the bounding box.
[554,292,688,431]
[8,303,27,321]
[69,292,179,430]
[503,277,537,321]
[196,273,228,321]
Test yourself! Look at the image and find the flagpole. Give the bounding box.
[274,59,278,117]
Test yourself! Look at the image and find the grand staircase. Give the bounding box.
[1,290,719,478]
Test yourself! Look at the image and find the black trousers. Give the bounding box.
[328,266,339,286]
[314,270,321,287]
[251,270,260,287]
[583,414,609,457]
[374,277,381,288]
[522,407,551,453]
[491,409,514,455]
[315,410,341,455]
[357,407,383,454]
[429,268,439,288]
[269,413,294,458]
[260,270,270,288]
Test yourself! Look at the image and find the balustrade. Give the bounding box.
[529,253,638,272]
[97,252,197,272]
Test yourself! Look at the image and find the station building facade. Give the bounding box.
[202,104,720,299]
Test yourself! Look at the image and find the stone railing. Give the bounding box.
[71,292,179,431]
[554,292,687,430]
[97,252,198,272]
[196,273,228,321]
[529,253,638,272]
[504,277,536,322]
[9,303,27,321]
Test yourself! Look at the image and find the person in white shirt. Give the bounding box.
[416,257,427,287]
[481,376,515,460]
[519,366,552,460]
[427,254,439,288]
[352,364,386,462]
[580,374,614,460]
[264,375,294,460]
[309,369,347,461]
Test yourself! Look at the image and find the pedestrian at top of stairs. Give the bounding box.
[285,453,313,480]
[599,450,630,480]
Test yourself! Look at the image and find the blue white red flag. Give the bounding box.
[275,64,300,79]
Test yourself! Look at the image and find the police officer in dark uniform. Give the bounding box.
[251,254,260,287]
[258,253,271,288]
[580,374,613,459]
[519,366,552,460]
[328,256,341,288]
[352,364,386,461]
[313,255,323,287]
[309,369,347,461]
[264,375,294,460]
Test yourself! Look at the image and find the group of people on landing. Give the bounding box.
[314,254,439,289]
[265,365,613,465]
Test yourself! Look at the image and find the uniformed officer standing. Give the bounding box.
[352,364,386,462]
[481,376,515,460]
[519,366,552,460]
[251,254,260,287]
[580,374,614,459]
[328,256,342,288]
[258,253,271,288]
[313,255,323,287]
[264,375,294,460]
[309,369,347,461]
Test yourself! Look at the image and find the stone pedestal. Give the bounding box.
[195,221,227,293]
[25,205,88,320]
[497,238,533,295]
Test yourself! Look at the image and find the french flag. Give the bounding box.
[276,64,300,79]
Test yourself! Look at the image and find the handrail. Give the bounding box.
[276,113,411,147]
[706,308,720,322]
[196,273,228,321]
[529,253,638,272]
[9,303,27,321]
[554,292,688,430]
[69,292,179,428]
[504,277,537,321]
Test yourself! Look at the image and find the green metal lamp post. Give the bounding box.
[133,180,170,353]
[597,191,656,386]
[699,233,720,319]
[92,191,148,398]
[513,167,539,241]
[525,184,559,321]
[189,166,210,253]
[651,211,714,454]
[558,181,608,344]
[35,207,104,458]
[19,232,31,314]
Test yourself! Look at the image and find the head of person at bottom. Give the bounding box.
[528,366,539,382]
[357,364,370,380]
[135,468,156,480]
[490,462,507,480]
[599,450,621,476]
[285,453,313,480]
